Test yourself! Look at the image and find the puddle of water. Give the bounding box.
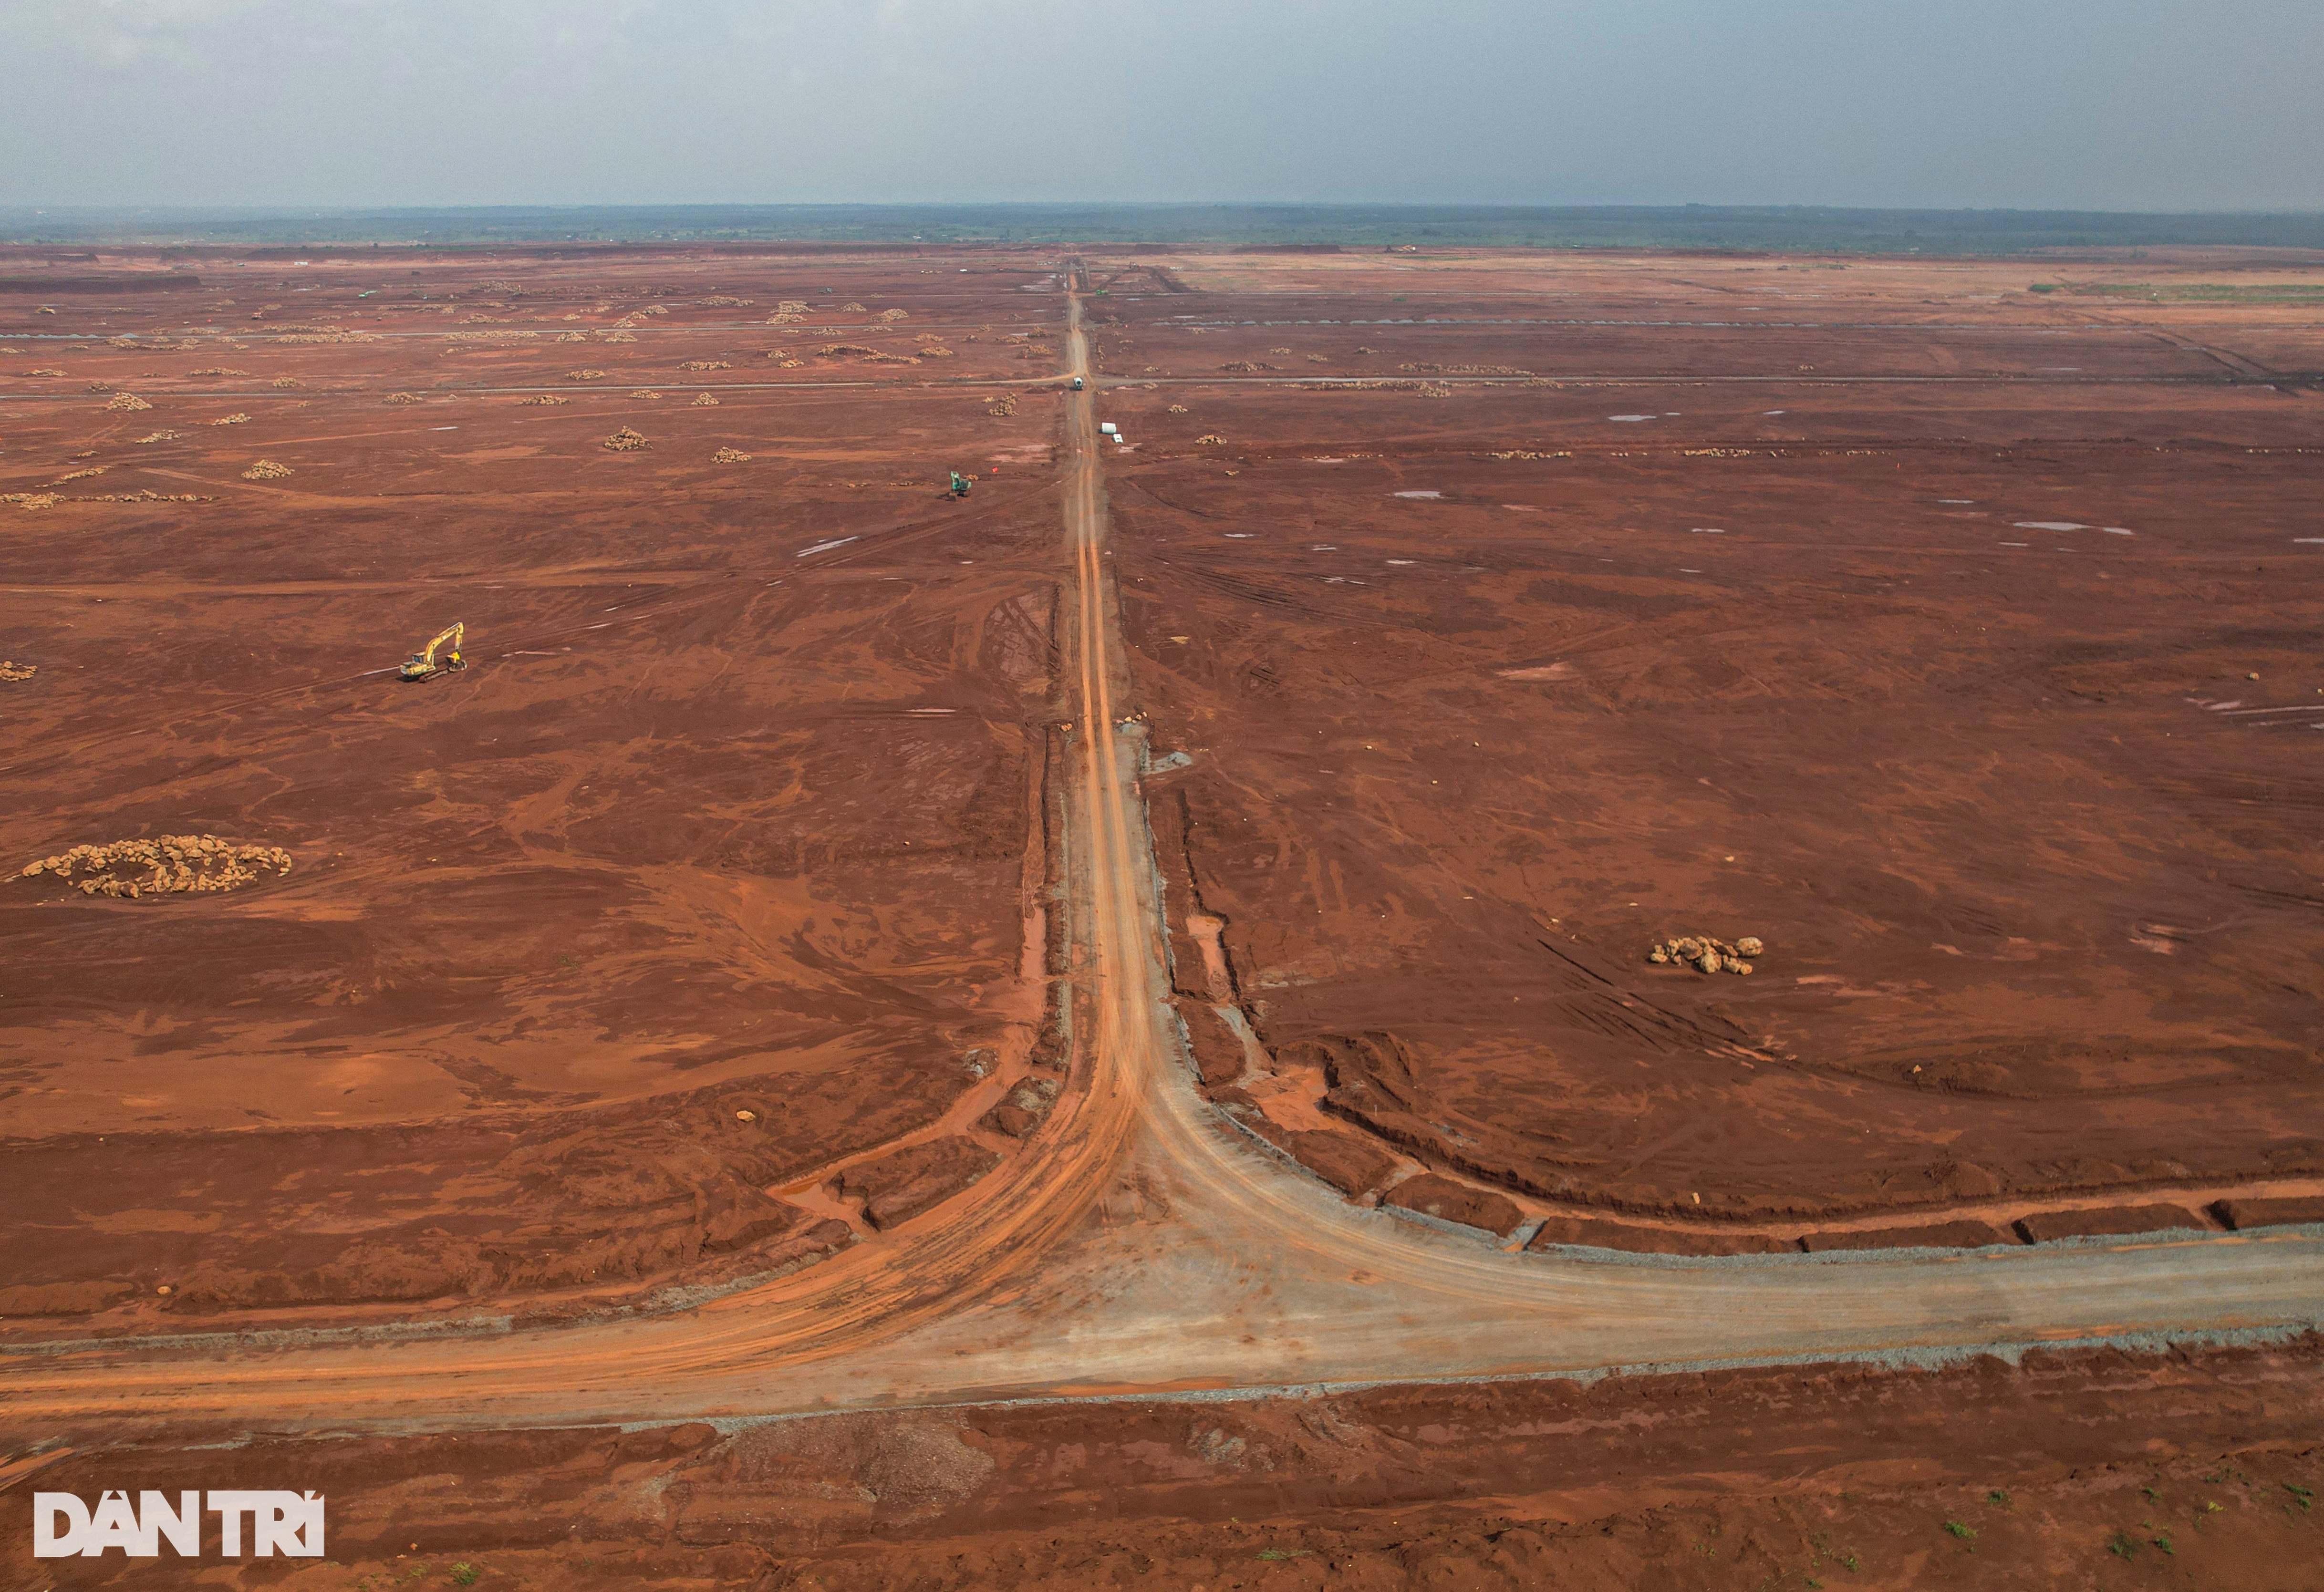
[1393,489,1442,499]
[2014,520,2086,531]
[798,537,859,557]
[1688,527,1726,535]
[1939,498,1974,504]
[1223,532,1255,538]
[2100,527,2136,536]
[1498,662,1573,681]
[1385,558,1416,566]
[1608,414,1653,422]
[1999,541,2030,547]
[1762,410,1785,415]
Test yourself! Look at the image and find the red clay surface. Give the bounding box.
[0,248,1077,1324]
[4,244,2324,1592]
[1093,248,2324,1241]
[7,1337,2320,1589]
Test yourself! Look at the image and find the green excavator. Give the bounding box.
[948,471,974,498]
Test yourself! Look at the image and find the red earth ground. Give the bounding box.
[3,242,2322,1589]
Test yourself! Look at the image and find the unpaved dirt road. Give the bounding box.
[3,274,2319,1443]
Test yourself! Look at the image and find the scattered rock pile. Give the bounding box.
[699,295,749,307]
[563,369,608,381]
[270,377,302,389]
[104,393,152,411]
[3,493,62,510]
[0,661,34,682]
[18,834,294,899]
[1168,403,1189,414]
[383,393,421,405]
[877,308,908,322]
[629,390,662,399]
[712,447,751,464]
[840,302,867,312]
[986,395,1018,417]
[678,360,730,371]
[516,395,567,406]
[1648,933,1764,975]
[1195,434,1225,444]
[603,427,650,451]
[211,414,251,425]
[240,460,293,480]
[189,368,248,376]
[133,431,184,442]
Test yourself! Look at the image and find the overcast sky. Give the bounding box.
[5,0,2319,212]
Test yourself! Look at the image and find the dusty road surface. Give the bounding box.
[3,243,2322,1587]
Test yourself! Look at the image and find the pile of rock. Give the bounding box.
[104,393,151,412]
[691,393,720,406]
[986,395,1017,417]
[563,369,608,381]
[383,393,421,405]
[678,360,730,372]
[712,447,751,464]
[603,427,650,451]
[515,395,567,406]
[19,834,294,899]
[1648,934,1764,975]
[240,460,293,480]
[0,661,34,682]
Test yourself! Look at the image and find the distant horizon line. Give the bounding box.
[7,202,2320,257]
[5,201,2322,217]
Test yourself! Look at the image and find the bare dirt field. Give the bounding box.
[0,248,1080,1323]
[3,241,2321,1589]
[1090,248,2324,1244]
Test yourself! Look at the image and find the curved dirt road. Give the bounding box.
[2,279,2319,1441]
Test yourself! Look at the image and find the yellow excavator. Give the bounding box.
[399,621,467,682]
